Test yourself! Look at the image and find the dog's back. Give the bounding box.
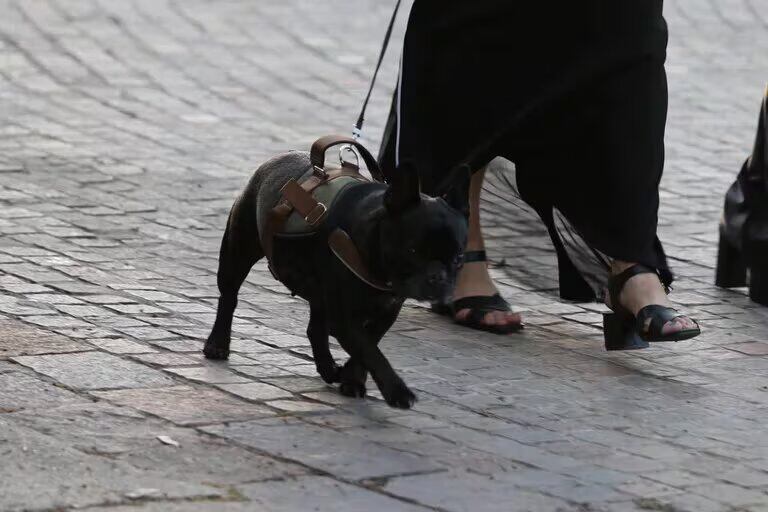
[245,151,312,237]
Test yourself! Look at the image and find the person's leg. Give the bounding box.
[453,168,522,328]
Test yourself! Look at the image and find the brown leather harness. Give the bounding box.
[261,135,391,292]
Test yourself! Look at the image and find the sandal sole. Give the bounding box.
[641,328,701,343]
[432,299,523,335]
[455,320,524,335]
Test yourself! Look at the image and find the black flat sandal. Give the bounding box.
[431,250,523,335]
[604,264,701,351]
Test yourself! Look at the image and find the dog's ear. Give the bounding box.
[384,162,421,213]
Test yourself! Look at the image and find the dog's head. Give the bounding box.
[379,165,468,302]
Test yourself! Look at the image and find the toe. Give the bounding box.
[661,319,681,336]
[457,310,522,327]
[492,311,522,327]
[454,307,522,331]
[660,316,697,336]
[505,311,523,326]
[682,317,698,330]
[484,312,500,326]
[495,311,510,325]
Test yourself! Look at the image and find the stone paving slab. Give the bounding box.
[202,418,441,480]
[12,351,175,390]
[8,401,308,485]
[0,0,768,510]
[86,505,257,512]
[0,417,225,511]
[238,476,431,512]
[383,472,579,512]
[94,385,276,426]
[0,315,89,356]
[0,370,83,411]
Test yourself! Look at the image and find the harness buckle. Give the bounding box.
[313,165,328,179]
[304,203,327,226]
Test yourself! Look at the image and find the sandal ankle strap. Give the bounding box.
[607,264,659,313]
[463,250,487,264]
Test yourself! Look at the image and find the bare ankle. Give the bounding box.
[465,240,485,252]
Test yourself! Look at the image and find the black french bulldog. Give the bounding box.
[204,151,467,408]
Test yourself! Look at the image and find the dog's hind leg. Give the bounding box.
[204,197,263,360]
[307,300,340,383]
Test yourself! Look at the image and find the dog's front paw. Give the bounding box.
[203,338,230,360]
[339,380,366,398]
[317,362,342,384]
[383,380,417,409]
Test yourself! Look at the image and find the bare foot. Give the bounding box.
[609,262,698,336]
[453,260,522,328]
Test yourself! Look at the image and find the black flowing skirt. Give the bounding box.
[379,0,673,299]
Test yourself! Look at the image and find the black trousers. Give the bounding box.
[379,0,673,298]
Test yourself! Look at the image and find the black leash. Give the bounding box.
[353,0,402,141]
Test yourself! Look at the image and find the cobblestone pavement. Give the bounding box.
[1,1,767,511]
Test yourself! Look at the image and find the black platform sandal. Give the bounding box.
[431,250,523,335]
[604,265,701,351]
[716,226,768,305]
[716,85,768,306]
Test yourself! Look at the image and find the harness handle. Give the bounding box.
[310,134,384,182]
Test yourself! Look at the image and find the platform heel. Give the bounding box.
[715,229,747,288]
[603,313,649,351]
[748,240,768,306]
[719,86,768,307]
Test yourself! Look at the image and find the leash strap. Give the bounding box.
[353,0,402,140]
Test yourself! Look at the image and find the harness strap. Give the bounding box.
[263,174,323,260]
[328,228,392,291]
[261,135,387,291]
[282,179,328,226]
[262,168,369,260]
[311,134,384,182]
